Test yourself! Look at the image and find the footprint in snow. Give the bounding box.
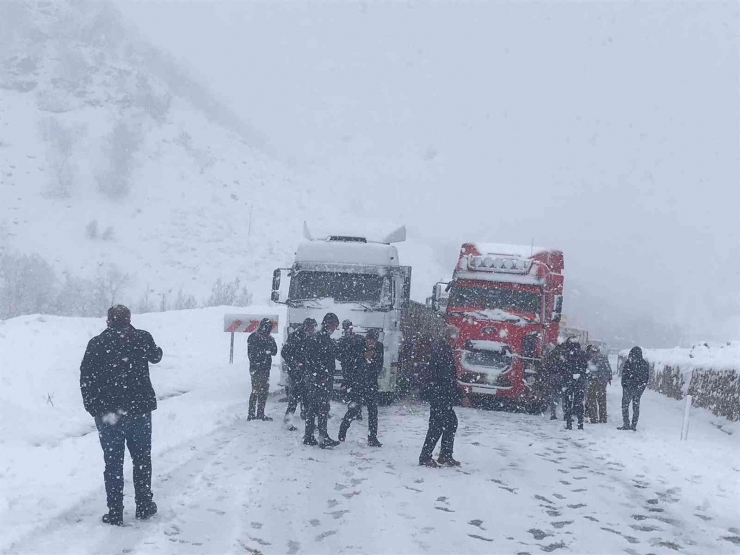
[551,521,573,529]
[309,519,321,527]
[468,519,485,530]
[468,534,494,542]
[567,503,586,509]
[315,530,337,542]
[527,528,550,540]
[327,499,339,508]
[287,540,301,554]
[327,510,350,519]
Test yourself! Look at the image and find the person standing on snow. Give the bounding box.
[79,305,163,526]
[336,319,366,415]
[339,328,383,447]
[419,325,469,467]
[303,313,341,448]
[281,317,316,430]
[585,345,612,423]
[541,343,566,420]
[562,339,588,430]
[247,318,278,421]
[619,346,650,431]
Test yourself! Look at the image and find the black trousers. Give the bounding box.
[94,412,153,512]
[563,385,585,425]
[285,376,305,418]
[340,390,379,439]
[304,386,330,441]
[419,404,458,463]
[622,386,645,428]
[249,368,270,418]
[586,382,608,423]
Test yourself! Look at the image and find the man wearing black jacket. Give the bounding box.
[339,328,383,447]
[281,318,316,430]
[247,318,278,421]
[303,313,341,448]
[562,340,588,430]
[419,325,468,468]
[619,346,650,431]
[80,305,163,526]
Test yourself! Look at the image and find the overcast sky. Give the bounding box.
[118,0,739,342]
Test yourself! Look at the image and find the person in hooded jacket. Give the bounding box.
[585,345,612,423]
[336,319,366,402]
[281,318,316,430]
[303,313,341,448]
[339,328,383,447]
[247,318,278,421]
[419,325,469,467]
[619,346,650,430]
[80,305,163,526]
[562,340,588,430]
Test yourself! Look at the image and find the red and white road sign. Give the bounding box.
[223,314,279,334]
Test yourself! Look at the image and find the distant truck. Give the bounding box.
[430,243,565,410]
[271,224,416,402]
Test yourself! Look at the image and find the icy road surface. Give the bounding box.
[5,387,740,555]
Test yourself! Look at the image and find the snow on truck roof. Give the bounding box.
[303,222,407,244]
[467,242,553,258]
[295,240,400,267]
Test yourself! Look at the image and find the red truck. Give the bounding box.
[431,243,565,410]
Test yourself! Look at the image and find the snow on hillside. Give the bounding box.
[0,0,447,309]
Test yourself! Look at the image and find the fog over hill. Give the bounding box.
[2,0,738,350]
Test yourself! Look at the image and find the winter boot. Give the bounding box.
[419,458,439,468]
[319,437,340,449]
[258,415,273,422]
[565,421,573,430]
[247,414,256,421]
[368,436,382,448]
[136,501,158,520]
[617,423,631,430]
[550,414,558,421]
[303,436,318,446]
[437,456,461,467]
[102,509,123,526]
[577,423,584,430]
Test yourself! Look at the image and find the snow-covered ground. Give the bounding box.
[2,309,740,554]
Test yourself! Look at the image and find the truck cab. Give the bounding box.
[272,224,411,398]
[432,243,564,408]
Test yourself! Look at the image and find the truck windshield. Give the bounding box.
[448,285,541,315]
[290,271,390,306]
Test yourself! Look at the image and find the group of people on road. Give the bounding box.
[79,305,651,527]
[250,312,463,467]
[541,339,650,431]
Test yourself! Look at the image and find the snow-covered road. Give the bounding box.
[5,386,739,555]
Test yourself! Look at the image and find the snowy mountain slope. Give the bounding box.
[0,0,447,308]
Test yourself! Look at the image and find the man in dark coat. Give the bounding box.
[541,343,566,420]
[419,325,468,467]
[619,346,650,431]
[585,345,612,423]
[339,328,383,447]
[281,317,316,430]
[303,313,341,448]
[562,340,588,430]
[247,318,278,421]
[80,305,163,526]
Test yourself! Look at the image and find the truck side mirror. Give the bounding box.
[551,295,563,322]
[272,268,290,304]
[431,282,449,313]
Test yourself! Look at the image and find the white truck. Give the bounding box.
[271,223,412,402]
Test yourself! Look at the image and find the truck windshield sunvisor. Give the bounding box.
[448,285,541,315]
[289,271,391,307]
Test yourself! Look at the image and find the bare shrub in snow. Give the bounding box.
[55,272,97,317]
[205,278,252,307]
[172,289,198,310]
[97,120,142,198]
[92,264,132,315]
[0,252,57,319]
[85,220,98,239]
[135,288,155,314]
[39,117,81,198]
